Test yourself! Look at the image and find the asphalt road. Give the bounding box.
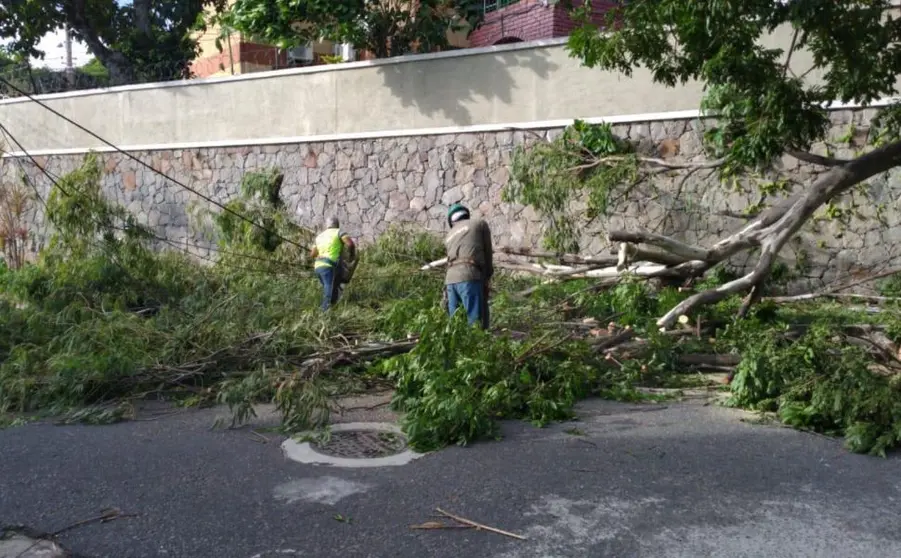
[1,399,899,558]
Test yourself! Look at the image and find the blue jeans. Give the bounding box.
[447,280,487,328]
[315,266,341,311]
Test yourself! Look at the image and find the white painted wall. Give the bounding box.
[0,25,890,155]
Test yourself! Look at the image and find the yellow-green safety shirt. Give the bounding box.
[314,228,347,269]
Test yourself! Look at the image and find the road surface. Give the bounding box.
[1,398,899,557]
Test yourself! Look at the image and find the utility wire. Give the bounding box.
[0,121,310,278]
[0,75,313,254]
[0,121,191,310]
[0,123,69,199]
[0,106,311,270]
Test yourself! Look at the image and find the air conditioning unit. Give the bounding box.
[333,43,356,62]
[287,43,314,63]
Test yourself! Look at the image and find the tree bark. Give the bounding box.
[67,0,137,84]
[133,0,153,38]
[609,140,901,328]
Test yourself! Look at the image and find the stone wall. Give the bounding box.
[7,107,901,289]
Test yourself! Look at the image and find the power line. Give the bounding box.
[0,121,197,308]
[0,121,311,278]
[0,75,313,255]
[0,120,70,200]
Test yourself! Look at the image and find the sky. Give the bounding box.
[30,29,92,70]
[28,0,129,70]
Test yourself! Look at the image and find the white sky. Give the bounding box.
[30,28,93,70]
[25,0,127,70]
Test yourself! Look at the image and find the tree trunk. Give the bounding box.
[133,0,153,38]
[79,42,135,85]
[67,0,137,84]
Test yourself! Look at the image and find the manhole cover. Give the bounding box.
[1,527,70,558]
[311,430,407,458]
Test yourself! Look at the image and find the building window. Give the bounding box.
[483,0,521,14]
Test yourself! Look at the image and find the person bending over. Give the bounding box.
[444,203,493,328]
[310,216,356,311]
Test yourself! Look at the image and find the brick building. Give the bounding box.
[469,0,617,47]
[190,0,616,78]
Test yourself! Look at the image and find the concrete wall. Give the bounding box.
[0,28,825,154]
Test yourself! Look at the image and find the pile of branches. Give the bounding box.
[422,245,901,455]
[586,319,901,379]
[4,154,900,457]
[423,244,901,372]
[0,156,445,428]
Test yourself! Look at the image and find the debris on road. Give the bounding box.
[411,508,527,540]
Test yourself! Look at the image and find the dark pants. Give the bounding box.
[447,280,488,328]
[315,265,341,311]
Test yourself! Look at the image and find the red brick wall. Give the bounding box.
[190,41,286,77]
[469,0,551,47]
[238,41,289,69]
[190,49,238,77]
[468,0,618,48]
[551,0,619,37]
[191,41,342,77]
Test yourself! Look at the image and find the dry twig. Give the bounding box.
[52,508,136,537]
[421,508,527,540]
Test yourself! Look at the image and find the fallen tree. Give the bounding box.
[607,139,901,327]
[502,0,901,329]
[4,145,901,457]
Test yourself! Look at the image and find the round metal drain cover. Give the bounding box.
[311,429,407,459]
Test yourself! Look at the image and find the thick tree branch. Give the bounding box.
[616,242,687,268]
[657,240,782,328]
[787,150,849,167]
[654,139,901,327]
[608,231,710,262]
[133,0,153,38]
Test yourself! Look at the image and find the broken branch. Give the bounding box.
[607,230,709,262]
[787,149,849,167]
[499,246,619,266]
[433,508,527,540]
[766,293,901,304]
[576,154,725,172]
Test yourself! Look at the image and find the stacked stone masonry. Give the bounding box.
[8,108,901,290]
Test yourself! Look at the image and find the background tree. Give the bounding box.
[509,0,901,327]
[0,0,228,85]
[223,0,484,59]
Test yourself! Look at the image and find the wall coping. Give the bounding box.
[3,98,896,158]
[0,37,570,106]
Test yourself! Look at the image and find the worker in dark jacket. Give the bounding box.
[444,203,493,329]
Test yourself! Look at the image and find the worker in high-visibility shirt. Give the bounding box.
[309,216,356,311]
